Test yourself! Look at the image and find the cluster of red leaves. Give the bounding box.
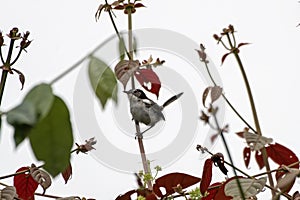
[115,58,164,98]
[116,173,201,200]
[253,143,298,193]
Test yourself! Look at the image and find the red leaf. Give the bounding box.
[214,184,232,200]
[236,131,245,138]
[200,159,213,195]
[134,69,161,98]
[203,182,231,200]
[266,143,299,167]
[202,182,221,200]
[255,150,265,169]
[153,172,201,197]
[134,3,145,8]
[115,189,155,200]
[243,147,251,168]
[14,167,39,200]
[267,143,300,193]
[61,163,72,184]
[113,5,125,10]
[221,52,231,65]
[115,190,136,200]
[145,193,158,200]
[237,42,250,48]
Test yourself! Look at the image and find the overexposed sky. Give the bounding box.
[1,0,300,199]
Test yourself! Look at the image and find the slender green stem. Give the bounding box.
[211,109,246,200]
[203,61,256,132]
[225,32,275,196]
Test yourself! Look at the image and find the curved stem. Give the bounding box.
[225,33,275,196]
[204,61,256,132]
[106,0,131,60]
[0,165,43,180]
[211,109,246,200]
[10,48,23,66]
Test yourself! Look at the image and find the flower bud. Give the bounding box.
[213,34,220,41]
[0,32,4,46]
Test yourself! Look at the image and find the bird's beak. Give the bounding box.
[123,90,130,94]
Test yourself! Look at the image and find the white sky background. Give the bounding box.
[1,0,300,199]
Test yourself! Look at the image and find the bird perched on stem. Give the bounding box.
[124,89,183,136]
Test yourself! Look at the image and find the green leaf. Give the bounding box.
[29,96,73,177]
[7,101,36,146]
[7,83,54,146]
[88,56,118,109]
[23,83,54,119]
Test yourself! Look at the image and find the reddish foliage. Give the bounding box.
[115,189,156,200]
[266,143,299,167]
[152,172,201,197]
[145,193,158,200]
[13,167,39,200]
[115,190,136,200]
[237,42,250,48]
[243,147,251,168]
[202,182,221,200]
[266,143,299,192]
[255,150,264,169]
[134,69,161,98]
[235,130,245,138]
[200,159,213,195]
[61,163,72,184]
[221,52,231,65]
[202,182,231,200]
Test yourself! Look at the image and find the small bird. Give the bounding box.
[124,89,183,136]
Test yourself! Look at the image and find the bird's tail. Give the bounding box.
[162,92,183,108]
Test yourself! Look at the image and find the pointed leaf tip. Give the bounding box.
[200,159,213,195]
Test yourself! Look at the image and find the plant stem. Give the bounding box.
[228,34,275,196]
[126,6,152,190]
[106,0,131,60]
[203,61,256,132]
[0,39,15,106]
[211,110,246,200]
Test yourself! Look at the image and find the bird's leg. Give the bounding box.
[135,125,155,139]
